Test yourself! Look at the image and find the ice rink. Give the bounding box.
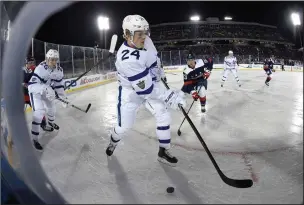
[19,70,303,203]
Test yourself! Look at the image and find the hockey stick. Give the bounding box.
[177,85,203,136]
[56,97,91,113]
[164,72,178,76]
[64,34,118,91]
[161,78,253,188]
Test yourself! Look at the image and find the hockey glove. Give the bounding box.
[163,89,186,110]
[61,97,69,108]
[191,91,199,101]
[55,91,69,108]
[44,86,56,101]
[203,70,211,79]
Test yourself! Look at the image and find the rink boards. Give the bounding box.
[23,63,302,113]
[164,63,304,72]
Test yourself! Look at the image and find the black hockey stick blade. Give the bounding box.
[85,103,91,113]
[220,172,253,188]
[70,104,87,113]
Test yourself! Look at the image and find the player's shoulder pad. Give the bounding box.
[202,57,213,64]
[35,62,47,71]
[37,61,48,70]
[57,64,63,72]
[183,66,193,75]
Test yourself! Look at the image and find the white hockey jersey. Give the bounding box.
[224,56,238,70]
[28,61,65,97]
[115,41,166,100]
[144,36,165,82]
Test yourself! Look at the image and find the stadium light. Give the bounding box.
[291,13,301,26]
[190,15,200,21]
[97,16,109,49]
[290,12,303,71]
[224,16,232,21]
[97,16,109,30]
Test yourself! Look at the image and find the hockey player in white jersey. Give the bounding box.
[106,15,186,165]
[221,50,241,87]
[28,49,67,151]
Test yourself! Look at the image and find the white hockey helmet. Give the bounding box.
[122,14,149,37]
[228,50,233,56]
[46,49,59,59]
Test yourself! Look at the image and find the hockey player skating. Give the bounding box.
[22,56,47,129]
[221,50,241,87]
[181,53,213,113]
[28,49,68,151]
[263,58,274,86]
[106,14,186,165]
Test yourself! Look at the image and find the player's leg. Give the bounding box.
[265,69,272,86]
[43,96,59,131]
[106,86,142,156]
[221,68,230,87]
[145,99,178,165]
[231,68,241,87]
[24,94,31,111]
[29,93,46,151]
[25,89,46,128]
[197,80,207,113]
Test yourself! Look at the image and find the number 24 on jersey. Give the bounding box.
[121,49,140,61]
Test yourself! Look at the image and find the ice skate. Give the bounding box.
[48,122,59,130]
[106,136,120,156]
[158,147,178,166]
[33,139,43,151]
[42,121,59,132]
[201,105,206,113]
[106,142,117,156]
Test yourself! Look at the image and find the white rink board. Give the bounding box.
[164,64,303,72]
[18,70,303,204]
[63,72,117,92]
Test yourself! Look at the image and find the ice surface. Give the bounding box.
[21,70,303,203]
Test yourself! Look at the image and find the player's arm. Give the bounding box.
[235,58,239,69]
[28,64,49,93]
[204,57,213,72]
[157,56,167,82]
[224,57,228,70]
[22,68,30,87]
[263,61,268,69]
[123,61,186,110]
[52,67,65,99]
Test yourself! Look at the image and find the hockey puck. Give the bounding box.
[166,187,174,193]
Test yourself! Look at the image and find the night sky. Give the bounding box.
[33,1,304,48]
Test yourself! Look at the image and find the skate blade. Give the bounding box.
[157,157,177,167]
